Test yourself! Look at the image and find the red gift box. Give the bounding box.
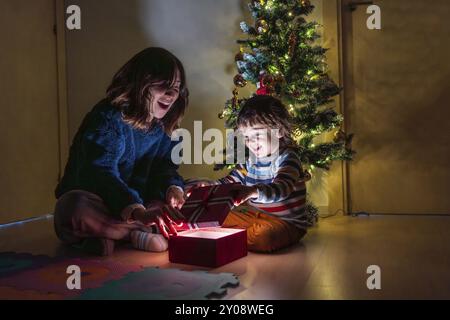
[168,184,248,268]
[169,227,247,268]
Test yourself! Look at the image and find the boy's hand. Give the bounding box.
[166,186,185,209]
[230,185,258,206]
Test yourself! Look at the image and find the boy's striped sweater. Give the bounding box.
[218,148,308,231]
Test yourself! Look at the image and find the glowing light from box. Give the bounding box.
[179,228,243,240]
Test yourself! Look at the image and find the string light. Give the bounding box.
[268,65,279,73]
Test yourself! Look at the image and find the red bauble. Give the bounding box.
[256,87,269,96]
[256,73,274,95]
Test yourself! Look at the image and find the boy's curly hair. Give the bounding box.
[237,95,295,148]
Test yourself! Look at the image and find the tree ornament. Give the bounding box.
[256,72,274,95]
[218,112,225,119]
[233,74,247,87]
[256,19,269,34]
[256,73,269,95]
[235,51,244,62]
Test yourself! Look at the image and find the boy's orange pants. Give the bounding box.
[223,206,306,253]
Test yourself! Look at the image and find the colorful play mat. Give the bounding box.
[0,252,239,300]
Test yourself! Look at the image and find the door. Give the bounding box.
[341,0,450,214]
[0,0,61,224]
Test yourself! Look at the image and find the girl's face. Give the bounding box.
[239,125,282,158]
[149,71,181,119]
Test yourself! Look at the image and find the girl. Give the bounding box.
[54,47,188,256]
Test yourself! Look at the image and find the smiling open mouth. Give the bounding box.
[158,101,171,110]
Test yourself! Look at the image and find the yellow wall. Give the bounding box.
[341,0,450,214]
[0,0,61,223]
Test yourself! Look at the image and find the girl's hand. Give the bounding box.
[132,204,179,239]
[230,185,258,206]
[166,186,185,209]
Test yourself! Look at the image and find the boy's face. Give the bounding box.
[239,125,281,158]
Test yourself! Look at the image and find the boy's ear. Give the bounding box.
[275,129,283,139]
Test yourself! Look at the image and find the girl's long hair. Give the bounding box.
[106,47,189,134]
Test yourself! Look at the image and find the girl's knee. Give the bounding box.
[55,190,92,213]
[54,191,89,228]
[54,190,106,244]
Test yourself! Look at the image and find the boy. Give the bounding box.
[197,95,308,253]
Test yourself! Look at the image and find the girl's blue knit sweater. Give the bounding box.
[55,99,184,218]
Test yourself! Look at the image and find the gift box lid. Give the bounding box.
[175,183,239,231]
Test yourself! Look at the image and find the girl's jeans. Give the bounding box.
[53,190,152,245]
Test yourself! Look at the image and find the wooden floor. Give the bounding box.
[1,214,450,299]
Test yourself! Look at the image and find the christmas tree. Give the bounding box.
[216,0,355,225]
